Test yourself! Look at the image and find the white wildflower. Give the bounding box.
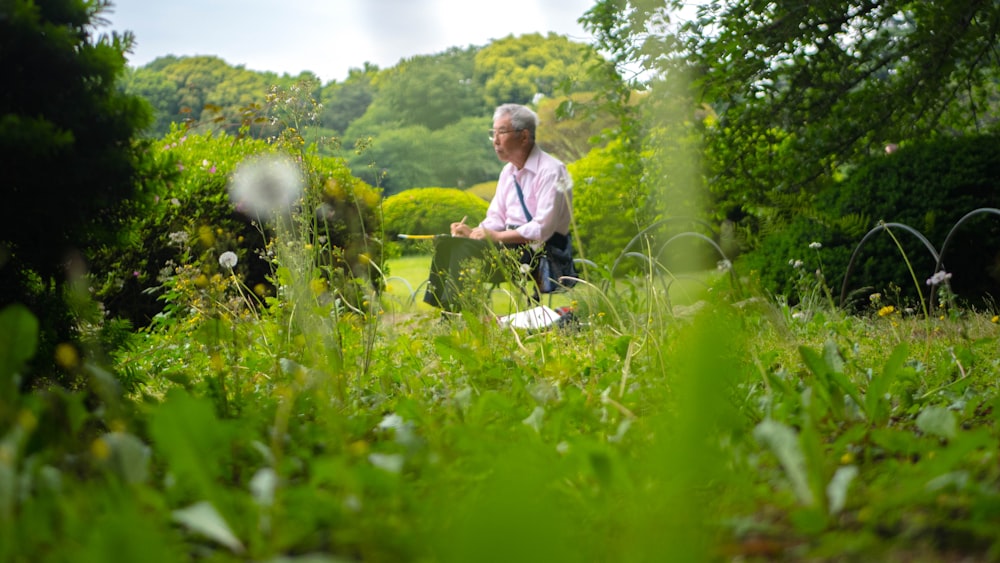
[808,242,822,250]
[926,271,952,286]
[717,259,732,271]
[228,154,304,221]
[519,263,532,275]
[218,251,238,269]
[168,231,189,246]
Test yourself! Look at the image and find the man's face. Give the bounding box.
[491,117,528,163]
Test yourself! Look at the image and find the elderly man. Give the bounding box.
[423,103,575,313]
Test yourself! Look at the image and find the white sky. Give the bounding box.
[103,0,598,83]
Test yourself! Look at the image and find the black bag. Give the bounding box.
[538,232,577,294]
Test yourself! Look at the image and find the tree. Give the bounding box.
[582,0,1000,226]
[0,0,151,379]
[375,47,487,131]
[474,33,604,107]
[320,63,379,135]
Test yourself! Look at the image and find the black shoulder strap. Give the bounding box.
[513,176,532,222]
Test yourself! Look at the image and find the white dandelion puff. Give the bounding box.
[228,154,304,221]
[218,251,238,269]
[555,173,574,194]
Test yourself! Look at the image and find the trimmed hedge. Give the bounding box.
[740,133,1000,308]
[382,187,489,255]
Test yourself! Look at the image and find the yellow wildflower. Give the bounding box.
[878,305,895,317]
[992,315,999,324]
[309,278,327,296]
[91,437,110,461]
[54,343,79,370]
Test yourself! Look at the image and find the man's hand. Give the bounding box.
[450,222,472,237]
[469,227,493,241]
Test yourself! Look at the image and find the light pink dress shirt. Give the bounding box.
[479,144,573,245]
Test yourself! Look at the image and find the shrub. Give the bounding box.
[466,181,496,201]
[569,138,649,268]
[94,126,382,327]
[382,188,489,255]
[741,133,1000,308]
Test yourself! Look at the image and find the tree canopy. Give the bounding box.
[582,0,1000,224]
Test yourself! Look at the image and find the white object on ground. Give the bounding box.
[497,306,561,330]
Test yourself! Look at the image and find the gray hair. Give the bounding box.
[494,103,538,139]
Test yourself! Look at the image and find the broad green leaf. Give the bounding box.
[867,343,908,426]
[522,406,545,433]
[172,501,244,554]
[916,405,957,441]
[250,467,277,507]
[753,420,815,506]
[0,304,38,394]
[826,465,858,515]
[799,345,840,417]
[148,390,231,501]
[102,432,151,485]
[368,452,404,473]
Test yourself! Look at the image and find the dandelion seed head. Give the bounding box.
[228,154,304,221]
[218,251,238,269]
[555,173,573,194]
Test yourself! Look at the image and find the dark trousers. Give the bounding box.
[423,237,530,312]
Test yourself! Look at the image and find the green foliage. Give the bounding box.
[583,0,1000,242]
[345,117,499,196]
[466,181,497,201]
[93,124,383,328]
[319,63,378,135]
[742,133,1000,308]
[0,0,151,382]
[568,138,648,267]
[382,188,490,255]
[375,47,487,131]
[474,32,605,108]
[122,55,310,139]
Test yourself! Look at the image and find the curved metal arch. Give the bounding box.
[654,231,740,293]
[838,222,940,308]
[930,208,1000,310]
[610,216,720,278]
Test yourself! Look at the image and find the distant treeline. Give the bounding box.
[121,33,620,196]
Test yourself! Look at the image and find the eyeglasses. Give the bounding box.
[488,128,522,141]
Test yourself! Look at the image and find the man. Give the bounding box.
[423,103,574,312]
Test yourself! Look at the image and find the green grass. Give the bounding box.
[381,253,585,316]
[7,247,1000,562]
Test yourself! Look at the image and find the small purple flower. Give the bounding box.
[926,271,952,286]
[132,271,140,277]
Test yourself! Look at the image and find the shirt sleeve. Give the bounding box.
[480,173,509,232]
[515,166,572,243]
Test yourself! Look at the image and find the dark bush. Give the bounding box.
[741,133,1000,309]
[1,0,151,384]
